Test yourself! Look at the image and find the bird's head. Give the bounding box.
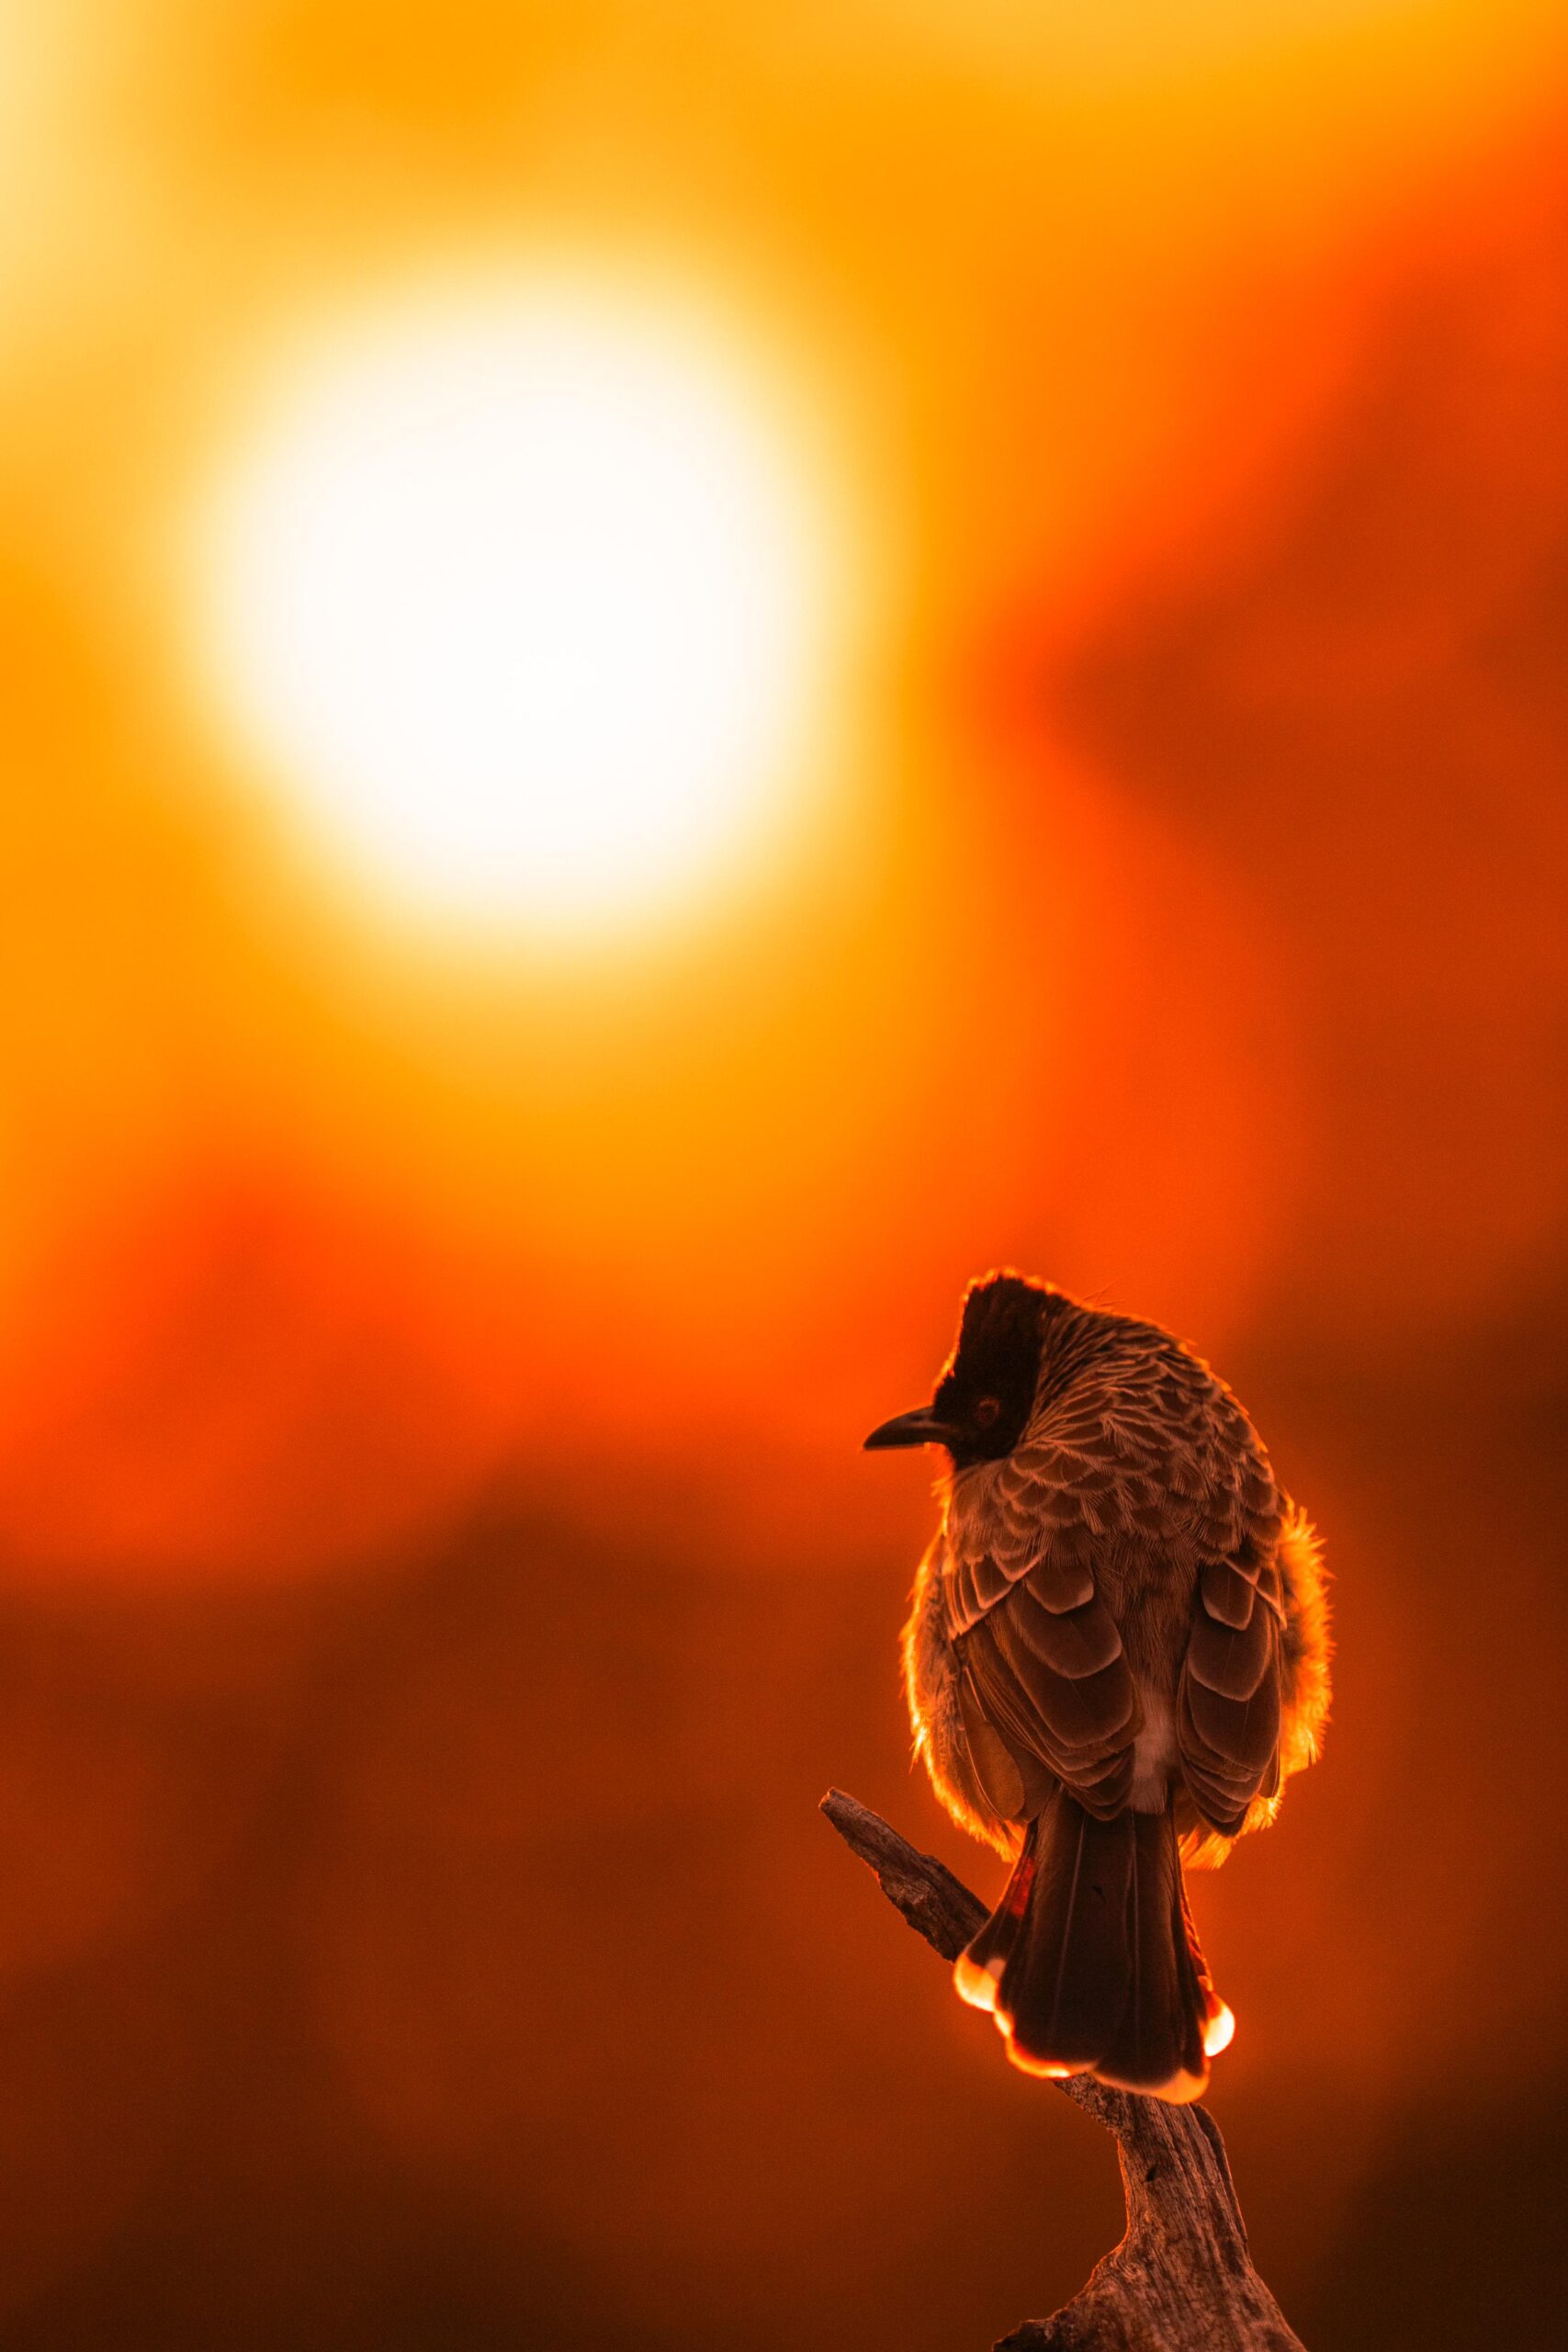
[864,1270,1068,1470]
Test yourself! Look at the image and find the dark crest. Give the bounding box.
[935,1270,1064,1466]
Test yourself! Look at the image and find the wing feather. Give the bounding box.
[1179,1538,1284,1835]
[1200,1560,1256,1630]
[963,1586,1140,1821]
[1186,1603,1273,1701]
[1004,1585,1125,1679]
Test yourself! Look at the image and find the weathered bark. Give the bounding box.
[820,1788,1307,2351]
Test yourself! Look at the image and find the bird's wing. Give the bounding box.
[944,1369,1152,1818]
[1176,1408,1289,1837]
[958,1570,1139,1817]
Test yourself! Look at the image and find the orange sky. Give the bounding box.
[2,0,1566,1581]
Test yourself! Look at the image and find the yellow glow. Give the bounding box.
[192,270,840,939]
[1203,2000,1236,2057]
[953,1950,1002,2012]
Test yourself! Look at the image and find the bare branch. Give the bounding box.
[820,1789,1307,2352]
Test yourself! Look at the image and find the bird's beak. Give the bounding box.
[863,1407,955,1452]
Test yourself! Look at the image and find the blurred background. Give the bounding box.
[0,3,1565,2346]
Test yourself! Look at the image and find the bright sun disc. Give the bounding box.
[196,273,840,938]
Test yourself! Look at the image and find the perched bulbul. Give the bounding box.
[866,1272,1330,2102]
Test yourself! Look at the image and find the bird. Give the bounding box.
[864,1270,1330,2102]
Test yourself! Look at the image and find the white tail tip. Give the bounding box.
[1203,2001,1236,2058]
[953,1949,1004,2014]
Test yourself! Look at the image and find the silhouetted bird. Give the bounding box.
[866,1272,1330,2101]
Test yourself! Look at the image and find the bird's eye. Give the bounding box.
[973,1396,1001,1430]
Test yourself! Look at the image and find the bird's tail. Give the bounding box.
[953,1787,1232,2103]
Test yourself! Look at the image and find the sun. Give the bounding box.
[193,269,841,940]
